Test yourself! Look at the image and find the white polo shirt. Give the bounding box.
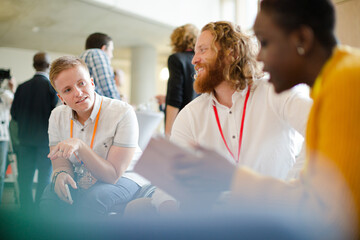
[171,79,312,179]
[48,93,146,185]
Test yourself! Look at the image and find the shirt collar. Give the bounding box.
[71,93,101,123]
[35,71,49,78]
[89,93,102,122]
[210,84,250,107]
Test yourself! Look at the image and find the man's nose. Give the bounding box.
[192,55,198,65]
[74,87,82,96]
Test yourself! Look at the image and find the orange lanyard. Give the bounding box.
[70,98,103,163]
[213,87,251,163]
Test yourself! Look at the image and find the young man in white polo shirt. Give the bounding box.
[40,56,143,219]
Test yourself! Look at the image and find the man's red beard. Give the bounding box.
[193,56,226,94]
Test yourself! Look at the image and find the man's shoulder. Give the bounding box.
[252,78,270,88]
[51,104,69,115]
[15,78,33,92]
[19,75,53,90]
[102,96,133,114]
[181,93,210,111]
[80,49,110,69]
[80,48,105,59]
[24,74,49,82]
[250,78,274,96]
[49,105,71,126]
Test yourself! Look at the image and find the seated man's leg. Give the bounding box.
[124,198,156,218]
[17,145,36,211]
[76,177,140,217]
[34,146,52,206]
[39,184,74,220]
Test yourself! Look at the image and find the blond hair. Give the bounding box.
[49,56,89,91]
[170,24,199,53]
[202,21,263,90]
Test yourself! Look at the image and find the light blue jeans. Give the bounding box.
[39,177,140,219]
[0,141,8,204]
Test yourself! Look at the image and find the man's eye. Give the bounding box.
[64,89,70,93]
[79,81,85,86]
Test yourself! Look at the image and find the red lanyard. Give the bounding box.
[213,87,251,163]
[70,98,103,163]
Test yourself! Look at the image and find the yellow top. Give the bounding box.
[229,46,359,236]
[306,45,360,224]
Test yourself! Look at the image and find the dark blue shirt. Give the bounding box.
[165,51,199,111]
[11,73,58,147]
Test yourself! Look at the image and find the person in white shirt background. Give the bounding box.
[0,74,14,205]
[113,68,128,102]
[171,21,312,180]
[125,21,312,216]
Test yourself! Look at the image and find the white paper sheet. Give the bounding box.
[134,136,232,205]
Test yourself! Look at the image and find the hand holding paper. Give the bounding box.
[134,136,236,206]
[173,144,236,193]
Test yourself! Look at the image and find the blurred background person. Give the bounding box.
[155,94,166,112]
[114,68,127,102]
[165,24,199,136]
[80,32,121,100]
[0,71,14,204]
[10,52,58,211]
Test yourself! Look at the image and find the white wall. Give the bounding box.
[0,47,72,86]
[335,0,360,48]
[88,0,221,29]
[0,47,165,106]
[236,0,258,31]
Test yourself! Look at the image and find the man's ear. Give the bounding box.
[224,49,235,63]
[57,93,66,105]
[100,45,107,51]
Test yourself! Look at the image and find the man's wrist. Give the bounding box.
[51,170,69,191]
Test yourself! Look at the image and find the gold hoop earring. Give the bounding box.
[297,46,305,56]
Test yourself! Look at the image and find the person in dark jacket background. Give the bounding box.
[11,52,58,211]
[165,24,199,136]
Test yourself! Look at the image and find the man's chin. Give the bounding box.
[194,64,225,93]
[194,77,209,94]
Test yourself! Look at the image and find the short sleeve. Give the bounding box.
[113,107,139,148]
[48,109,61,147]
[170,107,194,148]
[166,54,184,108]
[1,90,14,108]
[268,84,312,136]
